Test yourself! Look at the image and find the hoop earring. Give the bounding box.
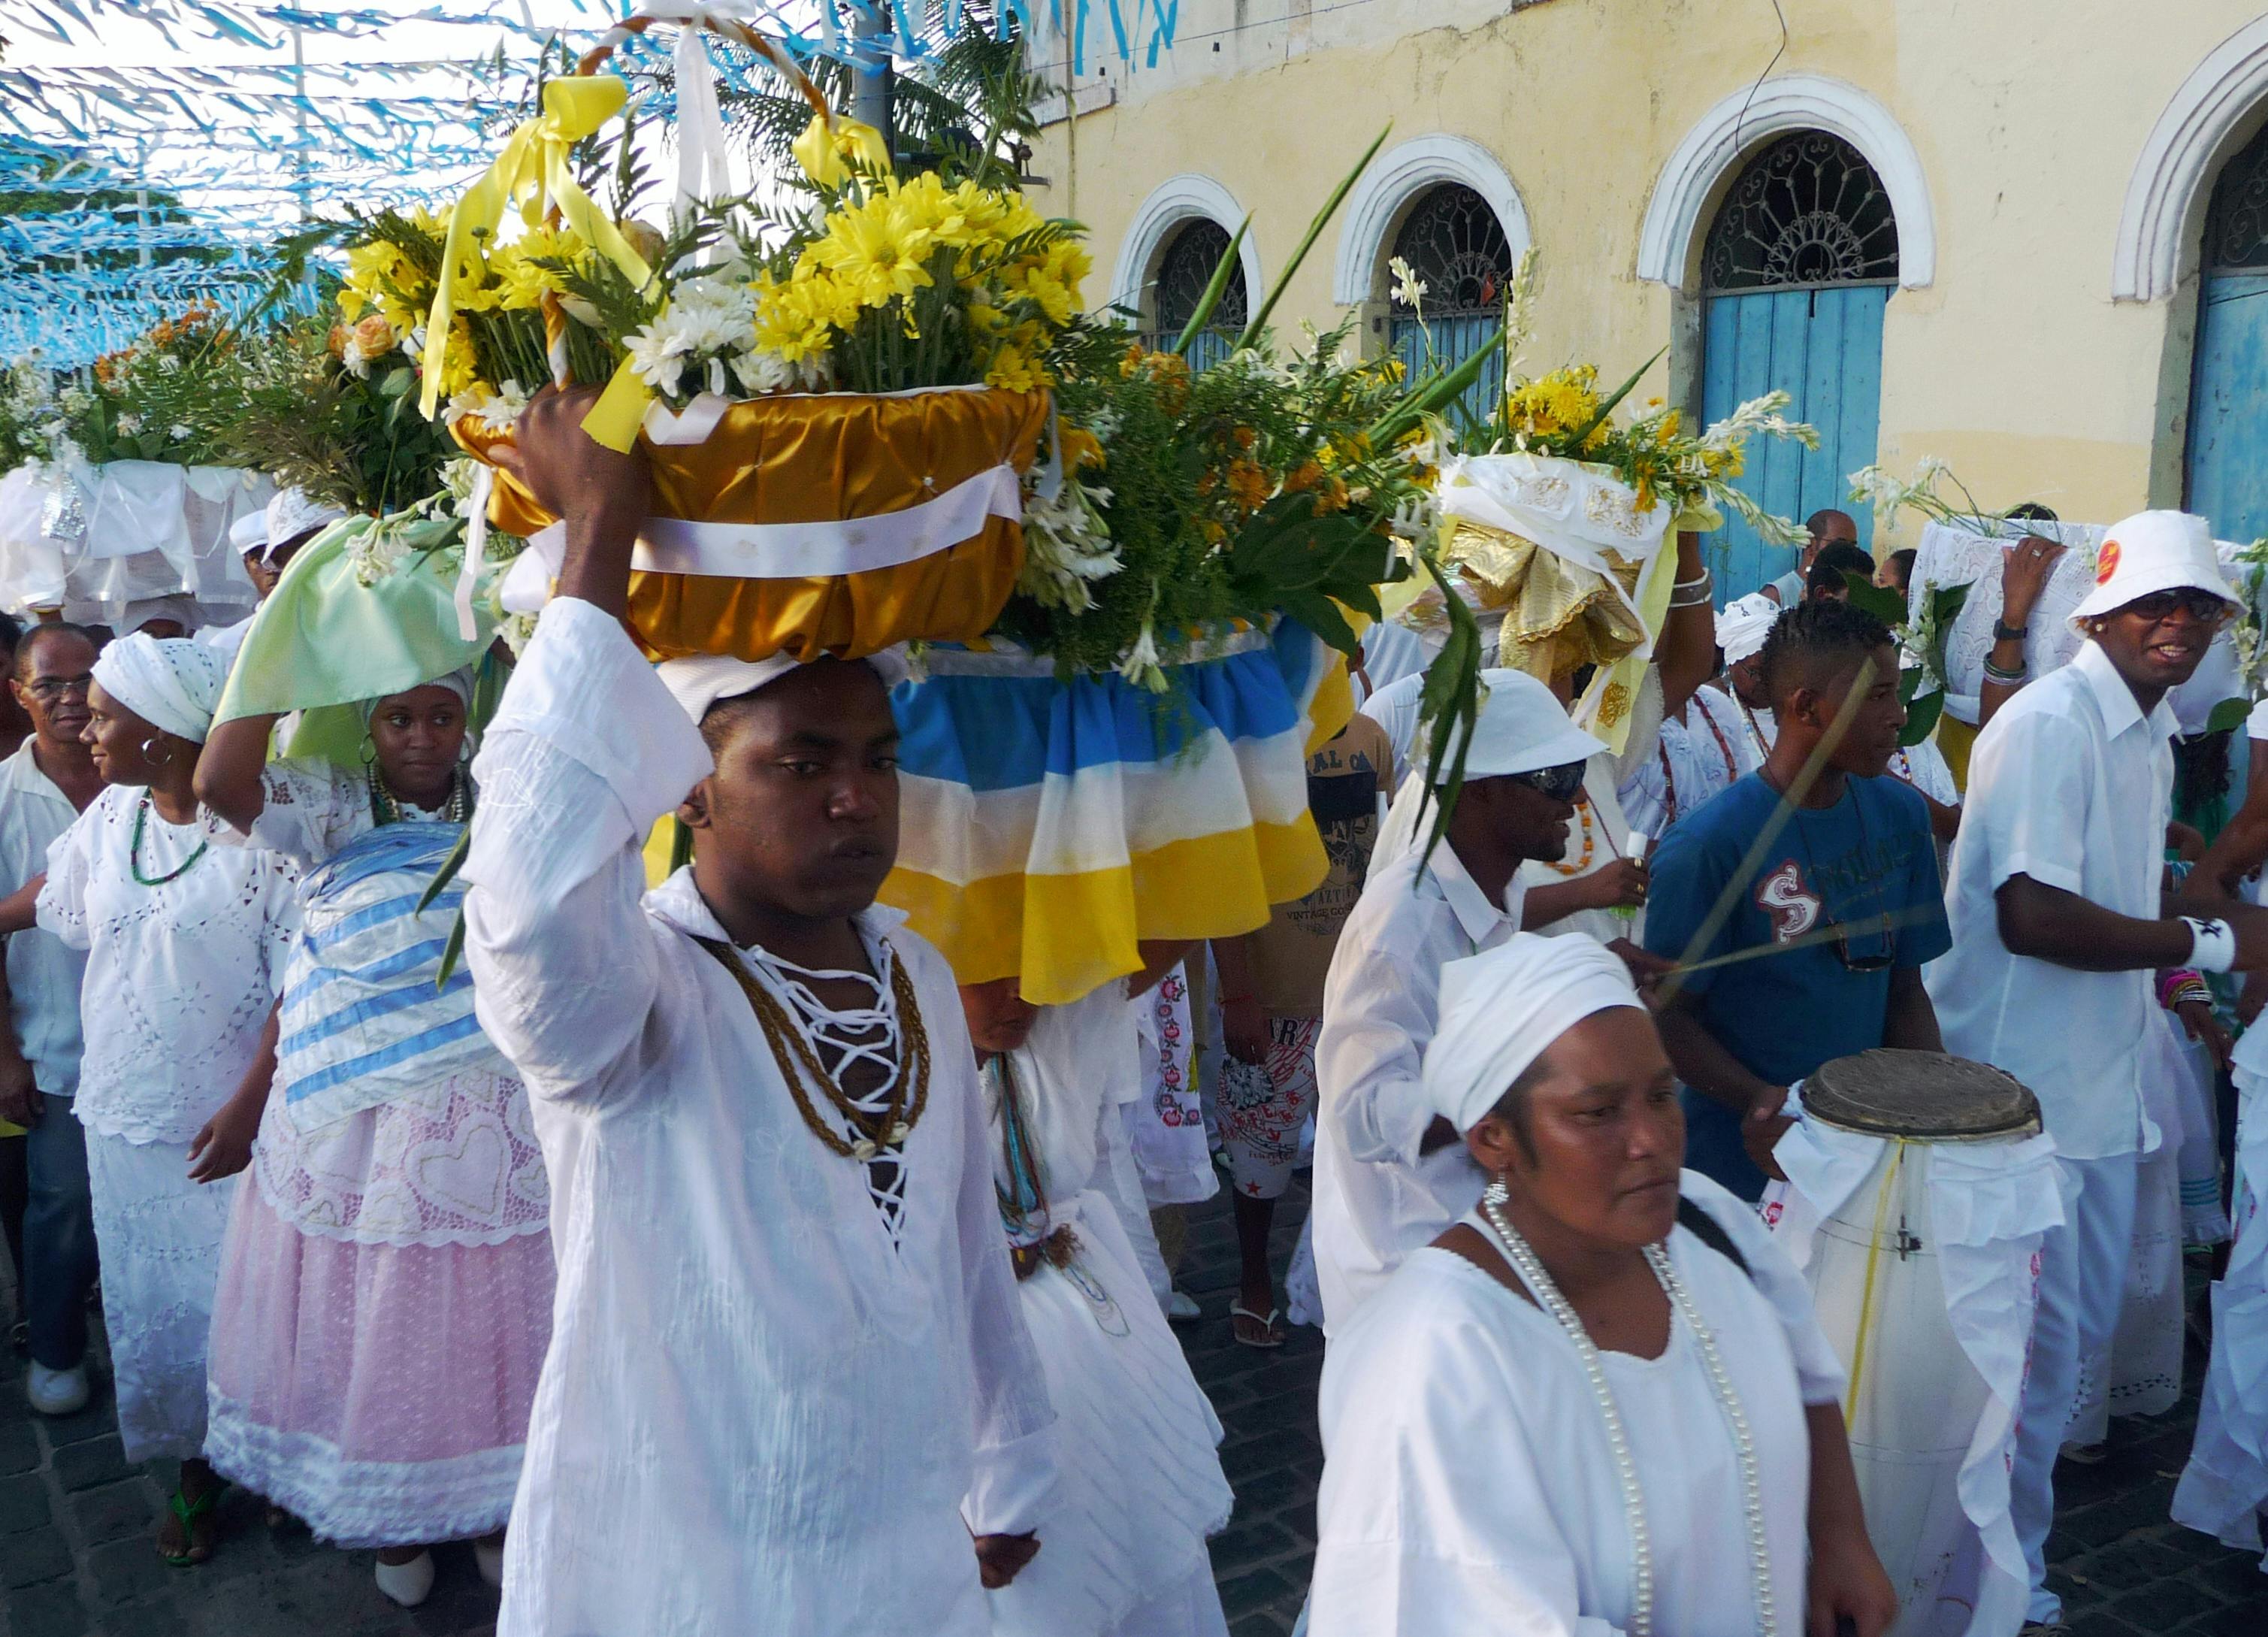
[359,734,377,767]
[139,736,168,767]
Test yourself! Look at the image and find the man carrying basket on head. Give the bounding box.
[1925,511,2268,1634]
[462,389,1057,1636]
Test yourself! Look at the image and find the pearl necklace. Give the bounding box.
[1478,1180,1777,1637]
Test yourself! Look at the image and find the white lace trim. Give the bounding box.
[250,1068,552,1250]
[741,934,912,1245]
[204,1390,523,1548]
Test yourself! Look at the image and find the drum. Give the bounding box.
[1770,1048,2053,1637]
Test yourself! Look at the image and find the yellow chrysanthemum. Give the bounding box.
[984,344,1048,393]
[809,198,936,311]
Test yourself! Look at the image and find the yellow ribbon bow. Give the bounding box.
[791,112,892,188]
[419,75,655,448]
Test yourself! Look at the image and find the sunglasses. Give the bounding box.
[1505,761,1586,803]
[1824,911,1897,973]
[2119,589,2233,625]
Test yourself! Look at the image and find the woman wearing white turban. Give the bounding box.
[189,667,554,1606]
[1309,933,1898,1637]
[0,634,302,1566]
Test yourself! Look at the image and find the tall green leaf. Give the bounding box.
[1234,124,1391,352]
[1565,346,1666,450]
[1170,216,1250,357]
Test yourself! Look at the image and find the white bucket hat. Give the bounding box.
[1432,667,1607,779]
[2070,510,2238,627]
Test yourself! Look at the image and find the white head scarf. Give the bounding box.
[364,664,476,724]
[658,648,911,725]
[92,633,229,745]
[1716,592,1780,665]
[1423,933,1645,1133]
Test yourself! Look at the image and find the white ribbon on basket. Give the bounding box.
[455,462,496,642]
[497,460,1024,613]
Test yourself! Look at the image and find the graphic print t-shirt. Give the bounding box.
[1246,713,1390,1018]
[1643,771,1952,1088]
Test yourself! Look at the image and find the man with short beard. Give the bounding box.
[1928,510,2268,1634]
[464,389,1054,1636]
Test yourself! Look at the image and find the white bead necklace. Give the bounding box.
[1477,1179,1777,1637]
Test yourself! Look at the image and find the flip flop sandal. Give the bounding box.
[160,1483,224,1567]
[1229,1302,1286,1349]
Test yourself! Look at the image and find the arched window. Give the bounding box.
[1701,132,1899,598]
[1388,183,1513,425]
[1145,219,1247,371]
[2187,120,2268,541]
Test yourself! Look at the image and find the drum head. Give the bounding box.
[1802,1048,2041,1140]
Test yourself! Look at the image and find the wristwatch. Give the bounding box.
[1992,620,2029,643]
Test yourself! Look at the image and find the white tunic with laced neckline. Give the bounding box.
[464,596,1056,1637]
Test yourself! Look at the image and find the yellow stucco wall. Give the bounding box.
[1028,0,2268,549]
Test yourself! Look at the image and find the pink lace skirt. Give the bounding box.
[204,1175,555,1548]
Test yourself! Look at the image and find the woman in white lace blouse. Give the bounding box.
[190,667,554,1608]
[0,634,299,1566]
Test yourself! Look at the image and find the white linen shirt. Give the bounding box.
[0,743,89,1097]
[1311,1173,1844,1637]
[36,785,298,1145]
[1927,640,2173,1160]
[1617,683,1758,840]
[463,597,1056,1637]
[1311,838,1525,1333]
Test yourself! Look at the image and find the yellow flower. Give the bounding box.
[1061,426,1105,472]
[810,198,936,310]
[351,312,395,357]
[985,344,1047,393]
[753,271,844,364]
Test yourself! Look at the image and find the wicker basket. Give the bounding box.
[451,11,1048,662]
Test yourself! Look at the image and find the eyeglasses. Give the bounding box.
[1505,761,1586,803]
[2121,589,2233,625]
[21,674,92,703]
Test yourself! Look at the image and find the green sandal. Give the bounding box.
[159,1483,223,1567]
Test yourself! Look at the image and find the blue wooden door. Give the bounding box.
[1701,283,1888,600]
[1392,312,1506,434]
[2188,270,2268,543]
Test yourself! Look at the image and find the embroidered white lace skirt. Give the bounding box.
[984,1191,1232,1637]
[83,1130,238,1463]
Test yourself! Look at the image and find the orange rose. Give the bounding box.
[352,313,395,357]
[328,324,349,360]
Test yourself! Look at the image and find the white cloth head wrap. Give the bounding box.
[1423,932,1645,1133]
[264,488,346,564]
[364,664,476,724]
[92,632,228,745]
[1716,592,1780,665]
[659,648,911,725]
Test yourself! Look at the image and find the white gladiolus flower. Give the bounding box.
[1389,255,1429,309]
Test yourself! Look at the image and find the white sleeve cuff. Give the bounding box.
[960,1421,1057,1539]
[493,598,714,835]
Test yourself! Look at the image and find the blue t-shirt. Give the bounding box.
[1643,771,1952,1197]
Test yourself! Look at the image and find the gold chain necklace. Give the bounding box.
[698,937,931,1161]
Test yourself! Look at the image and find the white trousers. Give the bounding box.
[2009,1151,2139,1623]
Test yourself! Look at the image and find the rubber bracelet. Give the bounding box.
[2185,916,2238,973]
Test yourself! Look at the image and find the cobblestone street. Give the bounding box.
[2,1179,2263,1636]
